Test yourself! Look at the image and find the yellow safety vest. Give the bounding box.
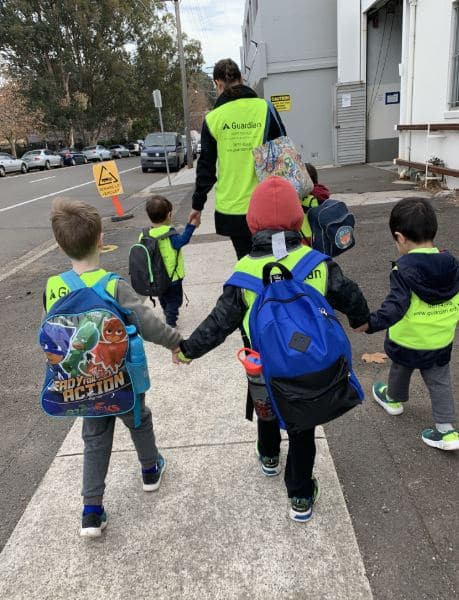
[205,97,268,215]
[389,249,459,350]
[300,195,319,239]
[233,245,328,339]
[45,269,117,312]
[143,225,184,281]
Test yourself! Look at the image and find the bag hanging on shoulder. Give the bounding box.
[227,252,363,432]
[129,228,177,299]
[252,102,313,199]
[38,271,150,425]
[307,199,356,257]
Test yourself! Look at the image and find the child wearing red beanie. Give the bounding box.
[176,176,369,522]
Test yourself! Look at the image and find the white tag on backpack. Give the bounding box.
[272,232,288,260]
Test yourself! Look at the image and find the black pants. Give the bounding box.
[230,235,253,260]
[159,280,183,327]
[257,419,316,499]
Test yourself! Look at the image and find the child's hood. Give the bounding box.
[312,183,330,201]
[397,250,459,304]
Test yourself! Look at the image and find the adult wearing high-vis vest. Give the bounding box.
[177,177,369,522]
[189,58,286,260]
[360,197,459,451]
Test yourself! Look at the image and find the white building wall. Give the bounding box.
[399,0,459,188]
[242,0,337,165]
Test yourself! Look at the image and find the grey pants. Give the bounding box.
[81,396,158,504]
[388,362,456,423]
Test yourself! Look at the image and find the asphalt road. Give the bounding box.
[0,156,170,266]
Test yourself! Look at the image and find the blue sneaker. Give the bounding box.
[372,382,404,415]
[80,510,107,538]
[142,454,166,491]
[421,427,459,451]
[289,478,320,523]
[256,442,281,477]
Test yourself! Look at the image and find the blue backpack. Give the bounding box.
[307,200,355,257]
[39,271,150,426]
[227,251,363,432]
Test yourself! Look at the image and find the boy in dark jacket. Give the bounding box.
[357,197,459,451]
[176,176,369,522]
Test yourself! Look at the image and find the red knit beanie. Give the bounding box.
[246,176,304,234]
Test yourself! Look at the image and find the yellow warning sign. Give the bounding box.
[93,160,123,198]
[270,94,291,112]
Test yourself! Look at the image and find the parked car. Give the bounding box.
[82,145,112,161]
[59,148,88,166]
[21,149,63,170]
[181,135,198,162]
[141,132,185,172]
[127,140,143,156]
[0,152,28,176]
[109,144,130,158]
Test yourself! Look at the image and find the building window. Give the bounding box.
[451,3,459,107]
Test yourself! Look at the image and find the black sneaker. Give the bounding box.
[80,510,108,538]
[289,477,320,523]
[142,454,166,492]
[255,441,281,477]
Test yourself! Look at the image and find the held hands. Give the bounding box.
[188,209,201,228]
[171,347,192,365]
[353,322,369,333]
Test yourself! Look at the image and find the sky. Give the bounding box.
[178,0,246,71]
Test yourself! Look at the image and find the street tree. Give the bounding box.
[0,78,43,156]
[0,1,205,145]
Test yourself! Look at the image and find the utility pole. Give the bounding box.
[173,0,194,169]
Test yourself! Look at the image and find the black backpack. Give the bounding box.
[307,200,355,257]
[129,228,177,299]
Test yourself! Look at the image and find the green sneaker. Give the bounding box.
[422,428,459,451]
[372,382,404,415]
[289,477,321,523]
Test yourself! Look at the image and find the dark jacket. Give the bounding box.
[180,231,369,359]
[192,85,285,238]
[367,249,459,369]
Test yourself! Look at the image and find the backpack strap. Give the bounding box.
[263,100,286,143]
[60,270,86,291]
[291,250,329,281]
[225,272,264,295]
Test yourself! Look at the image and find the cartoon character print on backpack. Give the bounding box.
[40,271,150,421]
[39,321,75,380]
[86,317,128,377]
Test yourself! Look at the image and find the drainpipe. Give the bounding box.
[405,0,417,163]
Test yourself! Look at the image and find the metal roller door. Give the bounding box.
[334,82,366,165]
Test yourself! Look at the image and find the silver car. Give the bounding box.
[109,144,130,158]
[0,152,28,176]
[21,149,63,171]
[82,145,112,161]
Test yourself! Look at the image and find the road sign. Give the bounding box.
[270,94,291,112]
[92,160,123,198]
[153,89,162,108]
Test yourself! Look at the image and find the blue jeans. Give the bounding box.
[159,280,183,327]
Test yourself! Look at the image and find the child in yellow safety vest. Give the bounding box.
[45,199,182,538]
[143,195,199,328]
[356,197,459,451]
[300,163,330,245]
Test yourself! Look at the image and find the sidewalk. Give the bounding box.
[0,169,374,599]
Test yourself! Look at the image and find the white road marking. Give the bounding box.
[0,165,140,213]
[29,176,56,183]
